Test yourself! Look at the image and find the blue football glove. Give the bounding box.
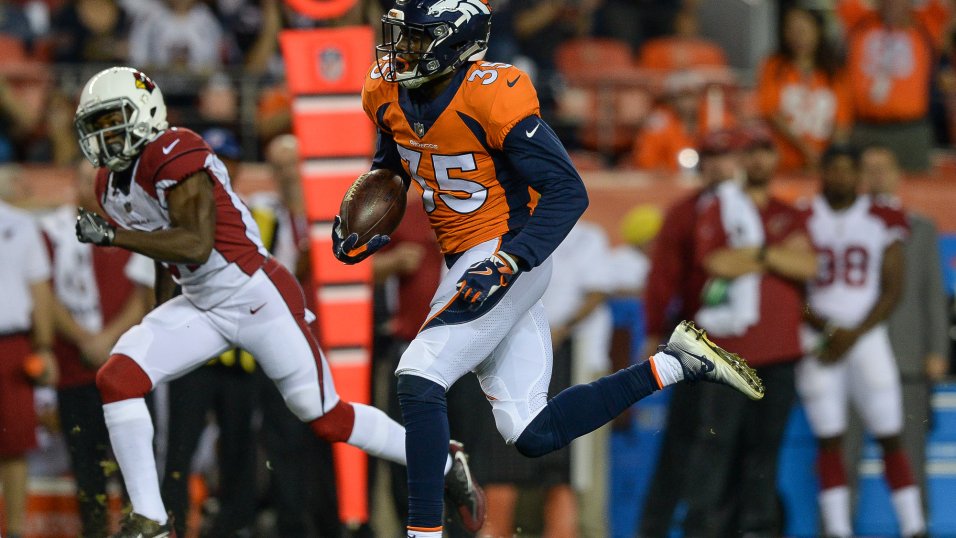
[76,207,115,246]
[456,251,521,310]
[331,215,390,264]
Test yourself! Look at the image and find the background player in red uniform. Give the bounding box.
[333,2,766,537]
[799,145,926,537]
[71,66,481,538]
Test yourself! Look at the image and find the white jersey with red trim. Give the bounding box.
[94,127,268,309]
[806,194,908,327]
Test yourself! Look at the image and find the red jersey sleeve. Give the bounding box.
[140,129,213,207]
[870,198,910,245]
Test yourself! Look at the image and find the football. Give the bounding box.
[339,168,406,244]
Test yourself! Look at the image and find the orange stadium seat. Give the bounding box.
[555,37,634,76]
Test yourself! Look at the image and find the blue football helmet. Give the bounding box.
[376,0,492,89]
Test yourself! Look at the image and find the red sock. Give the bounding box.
[883,449,916,490]
[817,446,847,490]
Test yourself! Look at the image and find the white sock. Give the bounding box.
[649,352,684,387]
[891,485,925,536]
[347,403,453,474]
[347,403,407,465]
[103,399,167,524]
[819,486,852,537]
[406,528,442,538]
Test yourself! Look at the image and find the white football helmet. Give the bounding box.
[74,67,168,171]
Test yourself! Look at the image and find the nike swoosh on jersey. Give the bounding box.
[507,75,521,87]
[162,139,181,154]
[468,268,494,275]
[250,303,266,314]
[525,123,540,138]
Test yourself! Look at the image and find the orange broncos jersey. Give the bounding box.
[362,61,540,255]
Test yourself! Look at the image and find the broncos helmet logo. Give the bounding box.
[427,0,490,22]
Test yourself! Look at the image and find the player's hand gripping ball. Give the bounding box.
[332,169,406,264]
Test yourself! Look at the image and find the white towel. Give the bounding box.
[695,181,763,337]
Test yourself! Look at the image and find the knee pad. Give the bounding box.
[96,354,153,404]
[310,400,355,443]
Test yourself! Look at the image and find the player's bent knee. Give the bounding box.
[281,385,323,422]
[514,408,558,458]
[96,354,153,404]
[309,400,355,443]
[396,373,445,404]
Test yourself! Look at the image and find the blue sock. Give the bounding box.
[515,361,659,457]
[397,374,449,529]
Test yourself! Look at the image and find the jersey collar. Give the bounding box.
[397,65,470,139]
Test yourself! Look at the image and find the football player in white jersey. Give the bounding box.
[797,145,925,538]
[71,67,484,537]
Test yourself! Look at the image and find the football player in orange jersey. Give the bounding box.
[333,2,766,537]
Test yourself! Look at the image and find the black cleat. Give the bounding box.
[444,440,486,533]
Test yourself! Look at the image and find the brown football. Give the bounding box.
[339,168,407,245]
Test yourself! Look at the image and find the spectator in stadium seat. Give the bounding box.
[0,164,58,538]
[511,0,599,120]
[930,27,956,146]
[0,75,41,163]
[209,0,282,74]
[838,0,951,172]
[637,130,742,538]
[48,0,131,64]
[127,0,227,73]
[636,7,727,71]
[681,126,816,537]
[757,6,851,173]
[593,0,682,52]
[629,70,735,173]
[39,161,154,538]
[858,144,950,496]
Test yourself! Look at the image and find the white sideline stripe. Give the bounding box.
[293,95,363,113]
[928,461,956,476]
[319,285,371,302]
[859,459,956,477]
[932,391,956,409]
[302,158,369,176]
[327,348,368,366]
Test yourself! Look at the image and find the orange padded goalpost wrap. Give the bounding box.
[280,26,376,526]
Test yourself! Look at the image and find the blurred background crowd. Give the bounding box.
[2,0,956,537]
[0,0,955,171]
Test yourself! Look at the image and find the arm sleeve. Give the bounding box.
[371,128,411,187]
[916,0,951,45]
[499,115,589,269]
[756,58,780,117]
[837,0,869,31]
